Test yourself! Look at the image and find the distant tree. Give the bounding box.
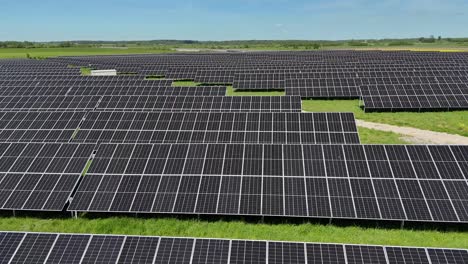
[58,41,73,48]
[438,36,442,41]
[313,43,321,49]
[419,36,436,43]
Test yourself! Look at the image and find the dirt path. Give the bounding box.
[356,119,468,145]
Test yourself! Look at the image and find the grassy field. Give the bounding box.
[1,41,467,59]
[357,127,411,144]
[0,216,466,249]
[0,47,173,59]
[227,86,285,96]
[302,99,468,137]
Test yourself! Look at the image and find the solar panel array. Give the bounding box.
[0,95,100,111]
[73,112,359,144]
[0,143,95,211]
[48,50,468,111]
[361,83,468,111]
[96,95,303,112]
[0,111,86,142]
[1,232,467,264]
[0,53,467,231]
[69,144,468,222]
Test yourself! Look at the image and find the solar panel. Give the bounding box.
[72,112,360,144]
[96,96,302,112]
[0,96,101,111]
[46,234,91,263]
[0,111,86,142]
[2,232,467,264]
[69,144,468,222]
[0,78,172,88]
[0,142,95,211]
[361,83,468,111]
[67,86,227,97]
[285,78,360,98]
[194,69,235,84]
[7,233,57,263]
[386,247,431,264]
[233,73,286,90]
[0,80,174,96]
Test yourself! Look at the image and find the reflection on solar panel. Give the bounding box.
[96,96,302,112]
[0,96,101,111]
[1,232,467,264]
[0,143,95,210]
[70,144,468,222]
[0,111,86,142]
[72,112,360,144]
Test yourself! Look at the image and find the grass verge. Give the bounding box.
[302,99,468,137]
[80,67,91,75]
[0,47,173,59]
[227,86,285,96]
[0,216,466,249]
[171,81,202,86]
[358,127,411,144]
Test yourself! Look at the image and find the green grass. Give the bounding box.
[0,42,467,60]
[80,67,91,75]
[145,75,165,80]
[81,160,93,176]
[227,86,285,96]
[171,80,202,86]
[0,216,466,249]
[358,127,411,144]
[0,146,465,249]
[302,99,468,137]
[0,47,173,59]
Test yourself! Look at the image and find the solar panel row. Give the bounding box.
[0,111,358,144]
[0,111,85,143]
[69,143,468,222]
[0,95,302,112]
[360,83,468,111]
[0,143,95,210]
[1,232,467,264]
[0,86,227,97]
[96,95,302,112]
[74,112,359,144]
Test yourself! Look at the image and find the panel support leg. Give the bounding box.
[400,220,405,229]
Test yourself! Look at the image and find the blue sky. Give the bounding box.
[1,0,467,41]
